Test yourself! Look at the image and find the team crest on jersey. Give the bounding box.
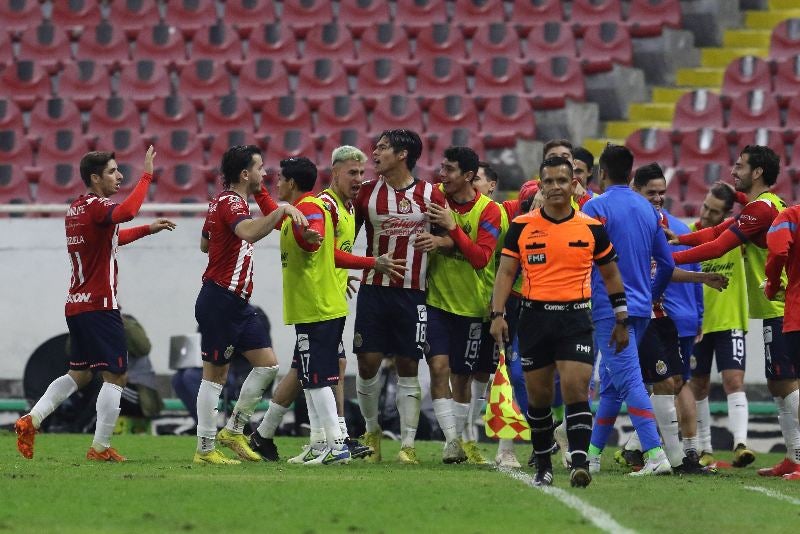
[690,355,697,370]
[398,197,412,214]
[353,332,363,348]
[224,345,235,360]
[656,360,667,375]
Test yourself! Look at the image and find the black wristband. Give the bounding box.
[490,311,505,320]
[608,292,627,314]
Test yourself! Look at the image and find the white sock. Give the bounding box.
[432,397,458,442]
[727,391,749,448]
[466,379,488,441]
[625,430,642,452]
[357,372,381,433]
[396,376,421,448]
[338,417,349,438]
[683,436,699,454]
[696,397,712,452]
[782,390,800,463]
[196,380,223,453]
[92,382,123,451]
[652,394,684,467]
[453,401,470,442]
[29,374,78,428]
[256,401,290,439]
[305,389,326,450]
[309,387,345,450]
[497,438,514,453]
[225,365,279,434]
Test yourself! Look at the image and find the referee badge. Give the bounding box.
[224,345,235,360]
[656,360,667,376]
[398,197,412,214]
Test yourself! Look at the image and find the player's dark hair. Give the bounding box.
[79,151,115,186]
[573,146,595,174]
[741,145,780,186]
[443,146,479,175]
[709,182,736,212]
[632,162,665,189]
[378,128,423,171]
[280,157,317,192]
[221,145,262,188]
[539,156,574,178]
[478,161,499,185]
[542,139,573,159]
[599,144,634,185]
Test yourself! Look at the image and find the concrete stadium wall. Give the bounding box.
[0,217,768,383]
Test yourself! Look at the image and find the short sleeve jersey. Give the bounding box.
[502,208,616,302]
[65,194,121,316]
[201,191,255,300]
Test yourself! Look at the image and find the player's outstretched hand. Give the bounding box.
[144,145,156,175]
[374,253,406,280]
[346,275,360,299]
[702,272,728,291]
[609,323,629,354]
[149,218,176,234]
[663,227,680,245]
[302,228,322,245]
[425,202,456,231]
[284,205,309,228]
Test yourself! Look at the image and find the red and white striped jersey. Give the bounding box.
[201,191,255,300]
[354,178,446,290]
[65,194,121,316]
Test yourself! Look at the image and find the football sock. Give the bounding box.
[225,365,278,434]
[338,417,349,439]
[309,387,345,451]
[432,398,459,442]
[466,379,488,441]
[652,394,684,467]
[29,374,78,428]
[356,372,381,433]
[565,402,592,469]
[780,390,800,463]
[526,406,555,470]
[197,379,223,453]
[453,401,470,442]
[498,439,515,453]
[92,382,123,451]
[256,401,290,439]
[305,389,326,450]
[696,397,713,452]
[727,391,748,447]
[396,376,421,448]
[590,396,621,451]
[683,436,699,455]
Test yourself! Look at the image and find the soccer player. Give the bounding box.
[193,145,307,465]
[353,129,446,464]
[248,146,402,461]
[416,147,502,464]
[15,147,175,462]
[687,184,753,467]
[583,145,674,476]
[572,146,596,208]
[765,203,800,480]
[671,145,798,477]
[490,156,630,487]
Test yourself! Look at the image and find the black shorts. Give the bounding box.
[477,320,500,375]
[691,329,746,376]
[517,301,595,372]
[638,316,683,384]
[764,317,797,380]
[294,317,346,389]
[353,284,427,360]
[427,306,483,375]
[67,310,127,374]
[785,331,800,377]
[292,341,345,369]
[195,281,272,366]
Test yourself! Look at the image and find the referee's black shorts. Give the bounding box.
[517,300,594,372]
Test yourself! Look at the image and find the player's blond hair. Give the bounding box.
[331,145,367,166]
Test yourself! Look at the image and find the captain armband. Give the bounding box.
[609,292,628,315]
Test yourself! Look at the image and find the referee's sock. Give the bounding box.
[565,402,592,470]
[526,406,555,470]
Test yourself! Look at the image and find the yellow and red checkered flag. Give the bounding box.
[484,349,530,441]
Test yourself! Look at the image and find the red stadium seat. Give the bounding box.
[510,0,565,36]
[0,61,51,110]
[355,59,409,104]
[117,60,173,107]
[727,90,781,131]
[17,23,72,74]
[153,129,205,168]
[93,129,148,195]
[0,0,42,34]
[529,56,585,109]
[415,24,469,64]
[133,23,187,67]
[152,162,211,203]
[735,128,789,168]
[224,0,276,37]
[570,0,623,35]
[786,98,800,143]
[470,24,523,63]
[190,23,244,65]
[338,0,392,36]
[526,22,578,63]
[720,56,772,97]
[108,0,161,40]
[302,24,358,68]
[0,99,25,133]
[57,61,112,111]
[394,0,448,36]
[315,96,369,140]
[281,0,335,38]
[769,18,800,61]
[75,21,131,68]
[34,130,90,204]
[358,24,413,64]
[177,59,232,105]
[580,22,633,73]
[164,0,218,38]
[207,129,255,177]
[472,57,527,98]
[771,170,798,205]
[414,57,468,101]
[426,95,480,142]
[774,56,800,101]
[429,128,485,167]
[451,0,507,35]
[146,95,200,145]
[480,95,535,147]
[246,23,300,65]
[262,130,317,172]
[664,172,710,218]
[676,128,730,170]
[0,130,34,204]
[50,1,102,33]
[626,0,682,38]
[257,96,313,140]
[236,58,291,109]
[625,128,675,169]
[295,59,350,106]
[86,97,143,145]
[202,95,256,140]
[29,98,82,141]
[368,95,424,138]
[319,130,372,172]
[672,90,724,131]
[0,31,14,69]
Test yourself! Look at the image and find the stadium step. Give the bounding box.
[722,29,772,48]
[700,47,768,68]
[675,67,725,87]
[581,137,622,158]
[651,87,714,105]
[769,0,800,9]
[605,120,672,139]
[628,103,675,122]
[745,9,800,29]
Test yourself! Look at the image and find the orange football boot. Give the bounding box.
[86,447,127,462]
[14,415,36,459]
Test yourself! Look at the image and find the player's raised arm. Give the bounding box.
[110,146,156,224]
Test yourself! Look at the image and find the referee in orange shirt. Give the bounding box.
[491,157,630,488]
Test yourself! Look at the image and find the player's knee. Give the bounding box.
[652,377,674,395]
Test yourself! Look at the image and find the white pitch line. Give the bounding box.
[744,485,800,505]
[499,467,638,534]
